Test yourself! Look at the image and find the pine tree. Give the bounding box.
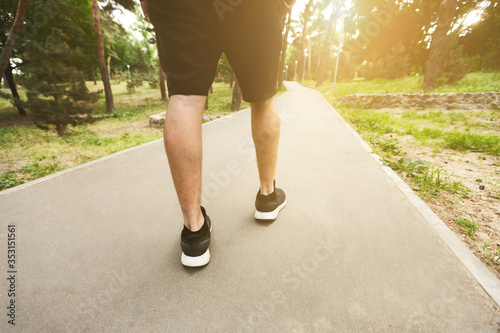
[22,30,99,136]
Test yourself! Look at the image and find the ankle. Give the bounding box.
[184,210,204,232]
[260,181,275,196]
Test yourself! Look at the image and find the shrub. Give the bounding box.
[126,73,144,93]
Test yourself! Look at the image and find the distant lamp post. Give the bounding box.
[285,65,288,81]
[294,60,298,81]
[127,65,130,76]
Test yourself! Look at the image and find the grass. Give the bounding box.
[387,157,470,198]
[336,106,500,155]
[0,80,254,191]
[482,244,500,266]
[305,71,500,98]
[309,71,500,200]
[454,216,479,238]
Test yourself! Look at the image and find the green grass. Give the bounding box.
[387,157,470,198]
[482,244,500,266]
[1,80,251,191]
[305,72,500,98]
[336,106,500,155]
[454,216,479,238]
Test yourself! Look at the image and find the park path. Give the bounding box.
[1,82,499,332]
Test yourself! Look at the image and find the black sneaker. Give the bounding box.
[180,206,212,267]
[254,181,287,221]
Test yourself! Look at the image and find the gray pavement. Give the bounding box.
[1,82,499,332]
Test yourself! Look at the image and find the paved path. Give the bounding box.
[1,82,499,332]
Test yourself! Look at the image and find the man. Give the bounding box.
[141,0,294,267]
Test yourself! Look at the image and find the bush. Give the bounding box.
[126,74,144,93]
[147,73,159,89]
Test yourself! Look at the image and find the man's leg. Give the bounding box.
[163,95,205,232]
[251,96,280,195]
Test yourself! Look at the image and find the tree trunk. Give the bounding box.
[278,13,292,91]
[422,0,458,91]
[91,0,114,113]
[159,62,167,101]
[4,65,27,116]
[0,0,30,76]
[299,0,314,82]
[229,68,234,88]
[209,84,213,94]
[316,0,340,87]
[231,78,242,111]
[204,95,209,110]
[107,54,112,79]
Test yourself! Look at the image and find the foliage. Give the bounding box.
[21,30,99,136]
[357,44,412,80]
[101,9,155,75]
[461,1,500,71]
[308,72,500,98]
[148,74,159,89]
[437,41,477,87]
[126,73,144,93]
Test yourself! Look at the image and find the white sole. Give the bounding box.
[254,197,287,221]
[181,222,212,267]
[181,249,210,267]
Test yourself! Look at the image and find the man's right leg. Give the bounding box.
[164,95,213,267]
[163,95,205,232]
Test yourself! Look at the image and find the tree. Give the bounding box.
[462,1,500,70]
[0,0,29,76]
[0,0,29,116]
[91,0,114,113]
[278,12,293,90]
[298,0,315,82]
[422,0,459,91]
[316,0,342,87]
[21,30,99,136]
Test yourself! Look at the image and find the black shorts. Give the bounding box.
[146,0,283,102]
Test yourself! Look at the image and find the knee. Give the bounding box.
[250,96,275,111]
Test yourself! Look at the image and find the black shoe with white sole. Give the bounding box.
[254,181,287,221]
[180,206,212,267]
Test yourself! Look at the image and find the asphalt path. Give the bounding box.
[0,82,499,332]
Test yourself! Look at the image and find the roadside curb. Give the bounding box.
[316,88,500,307]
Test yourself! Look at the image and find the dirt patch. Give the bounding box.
[392,136,500,278]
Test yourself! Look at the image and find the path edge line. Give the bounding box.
[316,90,500,307]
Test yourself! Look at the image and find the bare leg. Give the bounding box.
[250,96,281,195]
[163,95,205,231]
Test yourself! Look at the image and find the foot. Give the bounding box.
[254,181,287,221]
[180,206,212,267]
